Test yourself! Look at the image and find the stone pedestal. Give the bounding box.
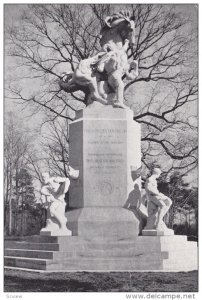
[40,229,72,237]
[67,102,142,240]
[142,229,174,236]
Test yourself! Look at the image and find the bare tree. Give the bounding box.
[40,117,69,177]
[158,172,198,231]
[5,4,198,175]
[4,112,47,235]
[4,112,33,234]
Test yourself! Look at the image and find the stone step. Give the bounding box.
[5,237,196,259]
[167,249,198,259]
[99,239,195,252]
[160,241,197,252]
[4,266,50,273]
[4,239,141,251]
[25,236,143,248]
[76,248,168,258]
[4,250,197,272]
[4,247,168,259]
[4,256,48,270]
[4,235,197,272]
[4,249,75,259]
[5,240,196,256]
[3,240,148,253]
[5,249,55,259]
[24,235,60,243]
[4,241,60,251]
[13,234,189,246]
[5,246,196,261]
[167,252,198,264]
[163,248,198,272]
[4,255,165,272]
[46,256,167,271]
[24,235,79,244]
[163,258,198,271]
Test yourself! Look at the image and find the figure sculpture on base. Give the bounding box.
[143,168,174,235]
[40,173,72,236]
[59,10,138,108]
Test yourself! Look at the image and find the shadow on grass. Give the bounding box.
[4,270,198,292]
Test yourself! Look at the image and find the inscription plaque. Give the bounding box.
[83,120,127,206]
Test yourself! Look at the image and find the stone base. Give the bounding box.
[40,229,72,236]
[142,229,174,236]
[4,235,198,272]
[66,207,143,241]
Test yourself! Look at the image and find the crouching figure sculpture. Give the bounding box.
[40,173,72,236]
[143,168,174,235]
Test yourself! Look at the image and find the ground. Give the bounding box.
[4,269,198,292]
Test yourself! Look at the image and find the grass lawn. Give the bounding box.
[4,269,198,292]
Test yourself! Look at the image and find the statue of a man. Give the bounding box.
[98,38,138,108]
[144,168,173,234]
[40,173,71,236]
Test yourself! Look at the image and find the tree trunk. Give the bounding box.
[21,190,24,236]
[9,198,12,235]
[8,162,13,235]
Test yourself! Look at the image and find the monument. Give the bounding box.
[4,11,198,272]
[60,10,143,240]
